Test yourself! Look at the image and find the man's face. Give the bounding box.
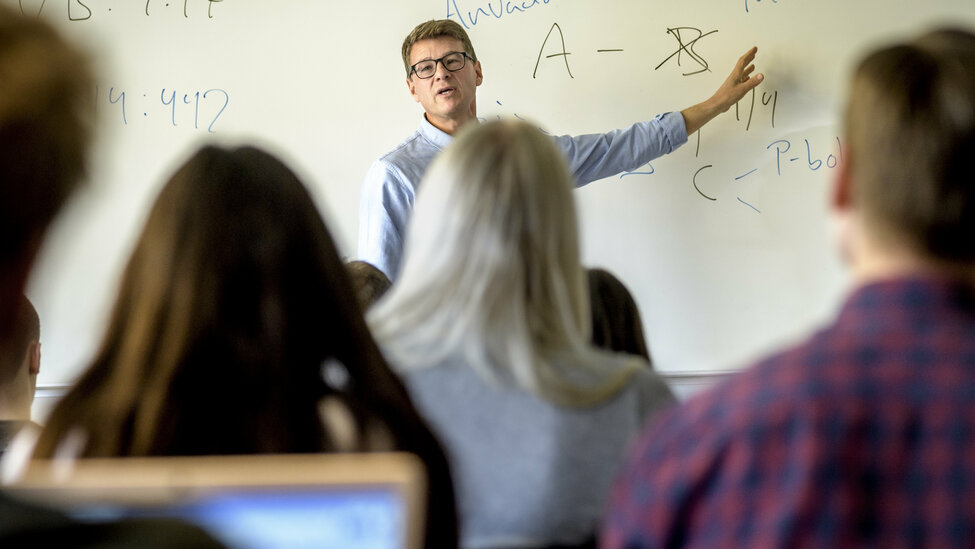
[406,37,482,133]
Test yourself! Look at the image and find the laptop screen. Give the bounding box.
[6,453,426,549]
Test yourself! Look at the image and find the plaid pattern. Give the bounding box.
[601,276,975,548]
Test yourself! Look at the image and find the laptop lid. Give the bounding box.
[5,452,426,549]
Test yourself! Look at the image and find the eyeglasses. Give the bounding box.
[409,51,472,79]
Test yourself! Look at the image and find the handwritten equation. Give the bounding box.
[533,23,725,79]
[96,86,229,132]
[16,0,225,21]
[691,136,843,212]
[614,134,841,214]
[502,19,830,214]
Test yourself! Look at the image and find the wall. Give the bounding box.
[7,1,975,412]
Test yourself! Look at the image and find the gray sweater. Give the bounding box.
[401,351,675,548]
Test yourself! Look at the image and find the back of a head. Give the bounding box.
[587,268,651,363]
[373,120,635,407]
[0,7,92,264]
[34,144,461,544]
[36,146,379,457]
[0,6,92,332]
[845,27,975,262]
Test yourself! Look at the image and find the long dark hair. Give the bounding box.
[34,145,456,545]
[587,268,651,364]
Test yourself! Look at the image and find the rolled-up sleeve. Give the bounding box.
[357,160,415,281]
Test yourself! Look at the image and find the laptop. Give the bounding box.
[4,452,426,549]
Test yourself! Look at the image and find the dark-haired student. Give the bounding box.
[0,296,41,457]
[12,145,456,549]
[602,27,975,549]
[587,268,652,364]
[359,18,764,280]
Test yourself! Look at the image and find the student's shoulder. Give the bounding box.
[578,348,671,400]
[653,338,825,446]
[588,348,657,381]
[0,422,42,484]
[587,347,649,368]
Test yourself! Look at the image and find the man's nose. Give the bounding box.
[434,60,452,78]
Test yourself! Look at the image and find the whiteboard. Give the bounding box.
[10,0,975,390]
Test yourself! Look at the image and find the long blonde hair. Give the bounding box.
[370,120,635,407]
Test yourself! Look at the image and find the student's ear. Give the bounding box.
[829,155,859,266]
[29,342,41,376]
[831,155,853,213]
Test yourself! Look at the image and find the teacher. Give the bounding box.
[358,19,763,280]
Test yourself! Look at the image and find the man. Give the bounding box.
[601,28,975,548]
[0,297,41,456]
[359,19,763,280]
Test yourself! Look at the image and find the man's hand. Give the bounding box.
[681,47,763,136]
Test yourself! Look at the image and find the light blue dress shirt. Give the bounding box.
[358,112,688,280]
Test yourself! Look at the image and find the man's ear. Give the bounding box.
[29,342,40,376]
[407,76,420,103]
[474,60,483,86]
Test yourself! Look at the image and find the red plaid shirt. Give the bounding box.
[602,276,975,548]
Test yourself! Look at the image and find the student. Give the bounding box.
[0,7,222,547]
[587,268,652,364]
[0,7,92,332]
[601,28,975,548]
[358,19,764,280]
[370,120,676,548]
[23,145,457,548]
[0,297,41,457]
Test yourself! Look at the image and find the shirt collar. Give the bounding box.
[418,114,453,151]
[837,274,975,331]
